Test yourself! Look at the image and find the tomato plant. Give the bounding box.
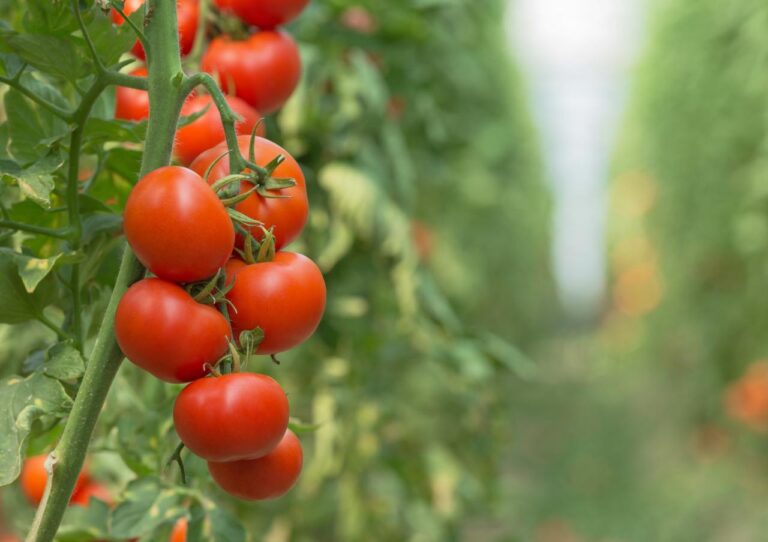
[202,31,301,113]
[20,456,88,506]
[190,135,308,249]
[113,0,199,59]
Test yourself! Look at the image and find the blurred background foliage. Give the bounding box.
[0,0,556,540]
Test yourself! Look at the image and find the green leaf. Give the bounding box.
[56,497,111,542]
[206,507,246,542]
[23,1,79,35]
[83,118,146,145]
[0,250,56,324]
[2,32,86,81]
[1,152,64,208]
[110,478,186,538]
[0,248,62,293]
[4,88,68,165]
[84,10,141,68]
[0,52,24,78]
[81,213,123,245]
[0,372,74,486]
[43,342,85,381]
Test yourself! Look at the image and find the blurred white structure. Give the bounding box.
[507,0,644,318]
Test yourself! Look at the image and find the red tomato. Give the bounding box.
[113,0,199,59]
[214,0,309,28]
[20,455,89,506]
[202,32,301,114]
[225,252,325,354]
[174,95,263,165]
[124,166,235,283]
[208,430,302,500]
[70,482,113,507]
[174,373,289,461]
[116,278,231,383]
[189,135,307,250]
[115,68,149,121]
[170,518,187,542]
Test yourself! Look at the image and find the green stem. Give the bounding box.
[0,220,70,239]
[25,0,185,539]
[0,76,73,121]
[180,72,268,178]
[35,313,73,342]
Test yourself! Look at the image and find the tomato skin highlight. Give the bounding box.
[190,135,308,250]
[214,0,309,29]
[124,166,235,283]
[202,32,301,114]
[208,430,302,500]
[115,67,149,121]
[115,278,231,383]
[174,373,289,461]
[174,95,263,165]
[226,252,326,354]
[113,0,198,59]
[20,455,89,506]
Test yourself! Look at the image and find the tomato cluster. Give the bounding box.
[114,0,308,164]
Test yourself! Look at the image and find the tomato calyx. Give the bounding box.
[185,268,233,305]
[239,226,276,264]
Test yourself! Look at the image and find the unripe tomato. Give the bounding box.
[174,373,289,461]
[115,68,149,121]
[124,166,235,283]
[113,0,199,59]
[208,430,302,500]
[20,455,89,505]
[116,278,231,383]
[225,252,325,354]
[174,95,263,165]
[70,482,112,507]
[170,518,187,542]
[189,135,307,250]
[202,32,301,114]
[214,0,309,29]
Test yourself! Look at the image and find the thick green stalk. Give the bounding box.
[25,1,185,540]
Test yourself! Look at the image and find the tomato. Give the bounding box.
[225,252,325,354]
[214,0,309,28]
[174,95,263,165]
[113,0,199,59]
[70,482,112,507]
[115,68,149,121]
[189,135,307,250]
[170,518,187,542]
[116,278,231,383]
[124,166,235,283]
[202,32,301,114]
[208,430,302,500]
[174,373,289,461]
[20,454,89,506]
[0,534,21,542]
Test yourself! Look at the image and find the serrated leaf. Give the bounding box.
[110,478,185,538]
[0,372,73,486]
[4,88,69,165]
[44,342,85,381]
[0,152,64,208]
[0,248,62,293]
[23,1,79,35]
[3,32,85,81]
[0,250,56,324]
